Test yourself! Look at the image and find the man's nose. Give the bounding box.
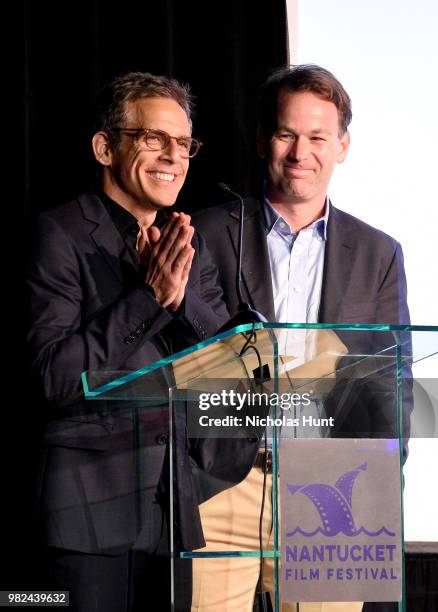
[160,137,182,163]
[288,136,309,161]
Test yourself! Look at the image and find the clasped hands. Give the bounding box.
[138,212,195,311]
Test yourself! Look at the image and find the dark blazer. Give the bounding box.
[193,197,410,329]
[193,197,411,453]
[26,192,228,555]
[193,198,409,612]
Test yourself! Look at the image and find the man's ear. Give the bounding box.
[336,130,350,164]
[257,126,266,159]
[92,132,112,166]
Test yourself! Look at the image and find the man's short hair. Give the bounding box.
[260,64,352,137]
[95,71,194,147]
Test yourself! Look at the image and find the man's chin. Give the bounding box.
[281,185,312,202]
[145,184,183,210]
[148,198,179,212]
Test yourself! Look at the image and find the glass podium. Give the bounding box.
[83,323,438,611]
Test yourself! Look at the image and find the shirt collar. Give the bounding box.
[99,190,170,237]
[99,190,138,238]
[263,196,329,240]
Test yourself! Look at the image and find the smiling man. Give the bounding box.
[26,72,228,612]
[193,65,409,612]
[262,87,349,231]
[195,64,408,332]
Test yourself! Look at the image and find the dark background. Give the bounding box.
[9,0,288,591]
[23,0,288,217]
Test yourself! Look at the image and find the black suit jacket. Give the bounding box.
[26,192,229,555]
[193,197,410,328]
[193,197,411,455]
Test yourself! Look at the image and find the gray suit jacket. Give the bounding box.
[193,198,409,612]
[193,197,411,450]
[193,197,410,328]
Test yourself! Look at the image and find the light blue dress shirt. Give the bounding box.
[262,198,330,440]
[264,198,329,325]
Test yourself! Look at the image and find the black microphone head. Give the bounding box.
[215,303,268,334]
[217,182,231,193]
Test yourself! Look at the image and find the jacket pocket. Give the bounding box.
[339,301,376,322]
[44,419,114,451]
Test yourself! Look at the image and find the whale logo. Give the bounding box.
[286,463,395,538]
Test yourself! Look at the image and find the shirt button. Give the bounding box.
[294,286,302,293]
[155,433,168,445]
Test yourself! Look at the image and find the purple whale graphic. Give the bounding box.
[287,464,367,536]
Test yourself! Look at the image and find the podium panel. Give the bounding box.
[83,323,438,611]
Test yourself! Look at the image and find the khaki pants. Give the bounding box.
[192,467,362,612]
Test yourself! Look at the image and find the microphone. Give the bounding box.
[216,183,268,332]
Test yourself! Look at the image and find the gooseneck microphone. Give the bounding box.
[216,183,268,332]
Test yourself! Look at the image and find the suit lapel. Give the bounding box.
[78,193,126,287]
[227,198,275,321]
[319,203,356,323]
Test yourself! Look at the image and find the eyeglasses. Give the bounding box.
[110,127,203,158]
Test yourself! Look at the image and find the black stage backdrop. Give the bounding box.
[23,0,288,217]
[8,0,288,594]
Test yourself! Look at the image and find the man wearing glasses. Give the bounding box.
[26,72,228,612]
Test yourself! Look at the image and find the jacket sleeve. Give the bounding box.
[26,215,228,406]
[375,242,410,326]
[376,242,412,460]
[182,231,229,339]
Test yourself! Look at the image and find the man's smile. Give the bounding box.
[146,170,179,182]
[283,166,314,178]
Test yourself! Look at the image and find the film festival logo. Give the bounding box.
[283,463,400,584]
[287,463,395,539]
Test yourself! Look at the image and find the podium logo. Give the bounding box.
[286,463,395,538]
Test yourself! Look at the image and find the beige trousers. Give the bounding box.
[191,467,363,612]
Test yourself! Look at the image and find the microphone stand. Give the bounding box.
[216,183,268,333]
[216,184,271,611]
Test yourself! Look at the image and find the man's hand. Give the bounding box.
[143,212,195,310]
